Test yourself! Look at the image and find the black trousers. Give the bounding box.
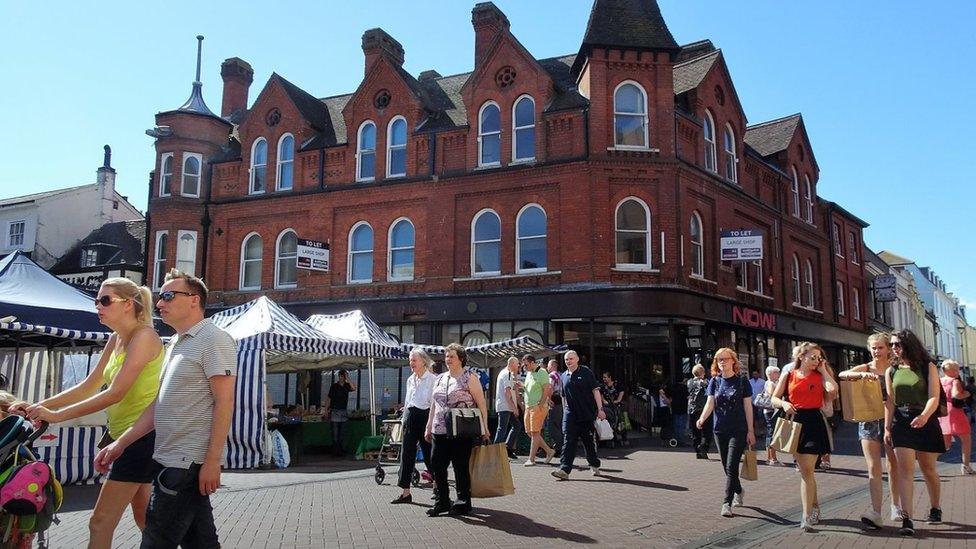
[690,413,713,453]
[398,407,431,489]
[715,431,747,505]
[559,418,601,473]
[431,434,473,502]
[141,462,218,549]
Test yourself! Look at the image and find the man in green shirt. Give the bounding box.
[522,355,556,466]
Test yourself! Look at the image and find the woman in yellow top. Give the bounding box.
[522,354,556,466]
[11,278,163,549]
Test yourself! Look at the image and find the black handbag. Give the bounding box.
[441,371,485,439]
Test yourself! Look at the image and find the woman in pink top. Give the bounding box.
[938,360,973,475]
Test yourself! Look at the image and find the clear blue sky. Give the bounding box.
[1,1,973,319]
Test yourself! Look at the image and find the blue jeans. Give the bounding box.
[141,462,219,549]
[559,418,600,474]
[493,410,520,451]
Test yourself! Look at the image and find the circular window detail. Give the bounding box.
[265,108,281,127]
[374,89,392,109]
[714,85,725,106]
[495,66,517,88]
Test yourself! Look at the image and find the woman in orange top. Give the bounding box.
[771,342,838,533]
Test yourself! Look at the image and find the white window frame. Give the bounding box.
[153,231,168,290]
[276,133,294,191]
[386,117,407,179]
[803,175,813,223]
[471,209,502,276]
[348,221,374,284]
[478,102,502,168]
[703,111,717,173]
[274,229,298,288]
[690,212,704,277]
[791,166,800,218]
[724,124,738,184]
[387,217,415,282]
[791,254,801,305]
[515,203,547,274]
[735,262,747,290]
[356,121,377,182]
[176,230,197,276]
[804,259,815,308]
[81,247,98,268]
[239,232,263,290]
[837,281,846,316]
[752,259,764,294]
[613,81,649,149]
[512,95,536,162]
[853,287,861,320]
[159,153,173,197]
[833,223,844,257]
[614,197,652,269]
[181,153,202,198]
[249,138,268,194]
[849,232,859,264]
[7,220,25,248]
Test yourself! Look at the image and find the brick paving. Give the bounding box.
[43,427,975,548]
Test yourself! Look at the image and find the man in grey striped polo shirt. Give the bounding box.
[96,269,237,548]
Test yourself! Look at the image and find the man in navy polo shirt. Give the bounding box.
[552,350,605,479]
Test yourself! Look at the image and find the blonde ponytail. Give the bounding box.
[100,278,154,327]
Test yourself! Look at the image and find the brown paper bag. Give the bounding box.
[840,377,885,422]
[740,447,758,481]
[469,443,515,498]
[770,415,802,454]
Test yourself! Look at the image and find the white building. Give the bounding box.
[0,146,142,268]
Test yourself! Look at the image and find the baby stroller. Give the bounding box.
[0,418,62,549]
[373,411,429,486]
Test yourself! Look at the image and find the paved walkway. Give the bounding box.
[44,426,975,548]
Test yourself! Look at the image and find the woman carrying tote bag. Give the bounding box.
[770,342,837,532]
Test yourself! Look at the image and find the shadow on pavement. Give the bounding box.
[457,507,598,544]
[573,474,688,491]
[739,505,792,526]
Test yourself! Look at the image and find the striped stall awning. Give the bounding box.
[35,426,105,485]
[306,311,406,360]
[0,321,111,344]
[402,336,560,359]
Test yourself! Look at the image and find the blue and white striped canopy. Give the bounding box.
[306,311,405,360]
[403,336,557,360]
[0,321,111,344]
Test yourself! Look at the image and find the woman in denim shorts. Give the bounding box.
[839,333,902,529]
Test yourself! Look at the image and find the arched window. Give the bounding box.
[703,111,717,173]
[182,154,201,197]
[478,102,501,166]
[159,153,173,197]
[153,232,167,289]
[790,166,800,218]
[690,212,704,277]
[250,139,267,194]
[388,218,415,281]
[803,175,813,223]
[791,254,801,305]
[804,259,815,308]
[348,222,373,283]
[275,230,298,288]
[386,117,407,178]
[357,122,376,181]
[724,125,737,183]
[516,204,546,273]
[472,209,501,276]
[176,230,197,275]
[615,198,651,268]
[614,82,648,148]
[513,96,535,161]
[276,134,294,191]
[240,233,263,290]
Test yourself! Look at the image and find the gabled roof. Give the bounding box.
[878,251,914,267]
[675,39,716,63]
[0,184,94,208]
[276,73,332,132]
[673,49,720,95]
[50,220,146,273]
[744,114,801,157]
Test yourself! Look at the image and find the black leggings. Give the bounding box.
[715,431,746,505]
[431,435,473,502]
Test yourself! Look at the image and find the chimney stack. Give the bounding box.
[220,57,254,118]
[472,2,510,67]
[362,28,405,75]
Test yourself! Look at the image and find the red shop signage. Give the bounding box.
[732,305,777,331]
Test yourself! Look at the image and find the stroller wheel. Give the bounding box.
[374,467,385,485]
[668,438,678,448]
[411,469,421,487]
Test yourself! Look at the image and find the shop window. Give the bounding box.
[703,111,717,173]
[386,117,407,178]
[478,102,501,167]
[388,218,415,281]
[240,233,263,290]
[276,134,294,191]
[615,197,651,268]
[275,230,298,288]
[348,222,374,284]
[357,122,376,182]
[472,209,501,276]
[250,138,267,194]
[614,82,648,149]
[516,204,546,273]
[513,96,535,161]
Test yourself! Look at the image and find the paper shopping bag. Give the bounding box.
[770,415,802,454]
[840,378,885,422]
[469,443,515,498]
[740,447,758,481]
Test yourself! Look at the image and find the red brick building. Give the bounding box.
[146,0,870,386]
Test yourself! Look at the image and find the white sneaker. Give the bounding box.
[890,505,903,522]
[590,466,601,476]
[732,491,744,507]
[551,469,569,480]
[799,517,812,532]
[721,503,733,517]
[523,460,536,467]
[860,509,882,530]
[962,464,975,475]
[809,506,821,525]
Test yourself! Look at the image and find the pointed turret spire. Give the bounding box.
[572,0,679,74]
[176,35,218,117]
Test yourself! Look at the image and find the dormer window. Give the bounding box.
[81,248,98,268]
[357,121,376,181]
[387,117,407,178]
[613,82,648,148]
[723,125,738,184]
[478,102,501,167]
[182,153,202,197]
[159,153,173,197]
[703,111,717,173]
[250,139,267,194]
[513,96,535,162]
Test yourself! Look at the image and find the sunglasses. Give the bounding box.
[891,341,902,348]
[157,290,197,302]
[95,296,128,307]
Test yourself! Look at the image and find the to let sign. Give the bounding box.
[732,305,777,331]
[720,229,764,261]
[297,239,329,271]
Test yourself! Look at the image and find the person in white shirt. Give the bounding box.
[391,348,437,504]
[749,370,767,436]
[493,357,523,460]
